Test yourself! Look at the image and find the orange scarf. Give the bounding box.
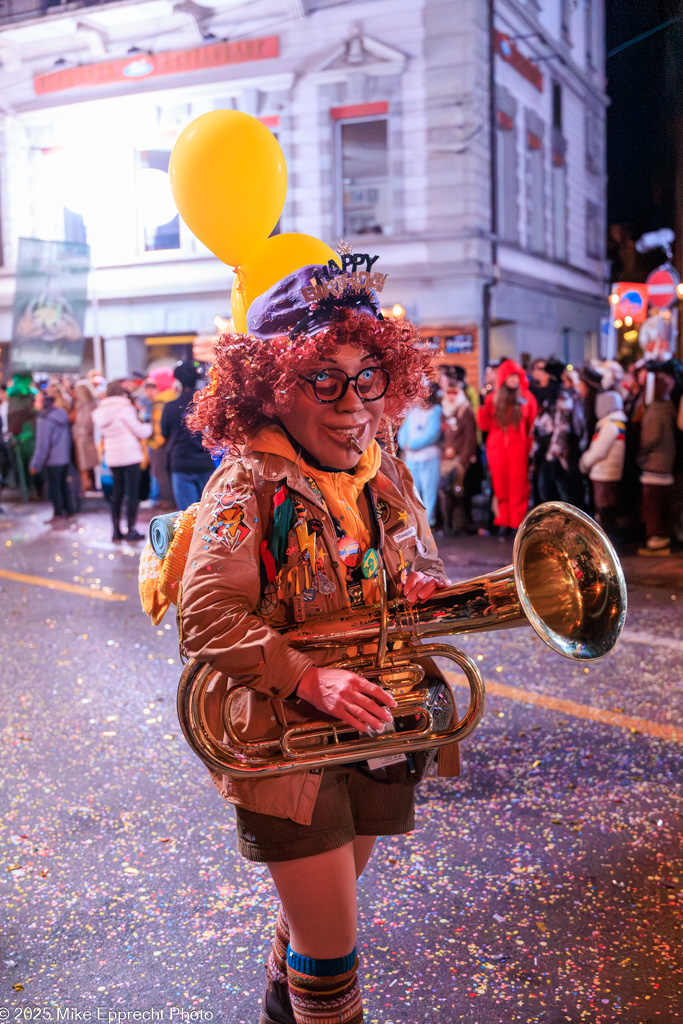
[250,425,382,550]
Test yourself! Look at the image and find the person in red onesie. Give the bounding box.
[477,359,538,534]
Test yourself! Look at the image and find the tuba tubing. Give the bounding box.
[177,502,627,779]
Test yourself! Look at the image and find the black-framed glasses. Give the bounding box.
[299,366,390,403]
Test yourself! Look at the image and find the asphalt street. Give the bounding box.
[0,496,681,1024]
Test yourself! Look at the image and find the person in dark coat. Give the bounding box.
[637,369,677,556]
[477,359,538,533]
[29,385,75,524]
[161,361,216,509]
[438,366,480,533]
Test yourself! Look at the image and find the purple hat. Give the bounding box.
[246,263,384,341]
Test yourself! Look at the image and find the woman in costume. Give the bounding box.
[477,359,537,535]
[179,262,458,1024]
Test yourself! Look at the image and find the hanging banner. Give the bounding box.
[11,238,90,373]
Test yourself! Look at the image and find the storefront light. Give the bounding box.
[609,292,619,304]
[677,283,683,298]
[624,315,633,327]
[623,329,639,341]
[613,318,623,329]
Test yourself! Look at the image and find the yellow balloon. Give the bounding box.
[237,233,341,317]
[169,110,287,268]
[231,276,248,334]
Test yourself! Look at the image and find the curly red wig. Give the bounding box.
[188,309,433,454]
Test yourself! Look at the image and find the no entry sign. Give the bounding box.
[646,264,680,309]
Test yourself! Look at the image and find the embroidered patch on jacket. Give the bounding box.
[207,486,251,550]
[375,498,391,524]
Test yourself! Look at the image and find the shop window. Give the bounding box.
[135,150,180,252]
[496,107,519,244]
[338,119,390,235]
[526,127,545,254]
[586,199,602,259]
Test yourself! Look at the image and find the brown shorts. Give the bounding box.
[234,763,416,863]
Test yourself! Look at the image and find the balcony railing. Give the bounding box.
[0,0,122,28]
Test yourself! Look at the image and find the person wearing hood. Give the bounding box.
[160,360,216,509]
[477,359,538,534]
[578,390,627,536]
[92,380,152,541]
[29,384,76,524]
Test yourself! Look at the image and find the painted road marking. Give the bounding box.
[620,629,683,654]
[0,569,126,602]
[442,670,683,744]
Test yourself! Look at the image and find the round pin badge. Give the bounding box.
[337,535,362,567]
[361,547,379,579]
[308,518,324,535]
[258,581,278,616]
[316,571,336,595]
[303,587,316,602]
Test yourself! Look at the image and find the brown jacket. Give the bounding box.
[180,440,450,823]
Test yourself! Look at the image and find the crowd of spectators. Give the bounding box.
[1,352,682,557]
[0,360,214,542]
[399,355,683,558]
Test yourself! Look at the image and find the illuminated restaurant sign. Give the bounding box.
[34,35,279,96]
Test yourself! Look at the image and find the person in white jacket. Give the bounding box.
[578,390,627,536]
[92,381,152,541]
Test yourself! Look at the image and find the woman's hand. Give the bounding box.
[403,571,451,605]
[295,666,397,735]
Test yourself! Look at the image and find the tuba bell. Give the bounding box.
[177,502,627,778]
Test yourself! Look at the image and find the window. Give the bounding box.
[135,150,180,252]
[585,109,601,175]
[526,119,545,254]
[586,200,602,259]
[552,140,567,261]
[496,88,519,243]
[551,85,567,261]
[552,82,563,131]
[585,0,594,67]
[560,0,572,43]
[338,119,390,235]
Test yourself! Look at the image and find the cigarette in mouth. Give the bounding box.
[347,436,363,454]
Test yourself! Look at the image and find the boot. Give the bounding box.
[259,906,294,1024]
[258,978,295,1024]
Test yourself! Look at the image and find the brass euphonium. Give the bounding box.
[177,502,627,778]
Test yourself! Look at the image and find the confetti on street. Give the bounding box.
[0,503,681,1021]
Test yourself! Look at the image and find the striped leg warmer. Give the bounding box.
[267,904,290,986]
[286,948,364,1024]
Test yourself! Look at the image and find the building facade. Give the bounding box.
[0,0,608,379]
